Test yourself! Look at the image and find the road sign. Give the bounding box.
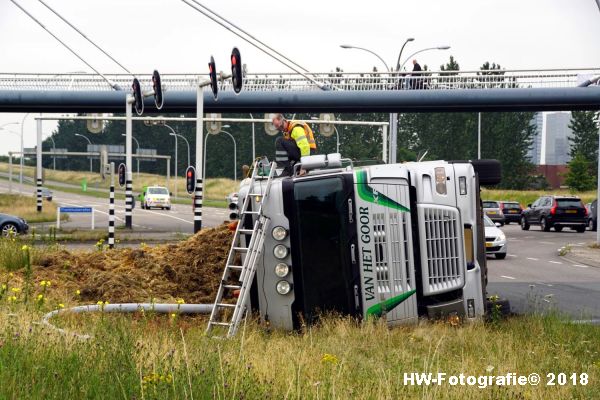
[118,163,126,187]
[152,70,163,110]
[186,166,196,194]
[231,47,243,94]
[59,207,92,213]
[208,56,218,100]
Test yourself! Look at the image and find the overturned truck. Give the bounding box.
[216,155,501,333]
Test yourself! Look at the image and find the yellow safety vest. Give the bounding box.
[288,121,317,152]
[286,123,311,157]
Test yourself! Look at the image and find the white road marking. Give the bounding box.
[524,236,534,239]
[507,254,517,258]
[539,241,554,245]
[526,257,539,261]
[571,264,589,268]
[500,275,516,280]
[548,261,562,264]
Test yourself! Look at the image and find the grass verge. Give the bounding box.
[482,188,597,207]
[0,193,61,223]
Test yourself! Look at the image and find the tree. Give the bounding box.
[568,111,599,175]
[565,153,597,191]
[440,56,460,73]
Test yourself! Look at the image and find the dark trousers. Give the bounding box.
[275,136,301,176]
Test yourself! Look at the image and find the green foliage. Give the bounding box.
[568,111,599,175]
[565,154,597,192]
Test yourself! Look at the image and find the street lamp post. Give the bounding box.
[249,113,256,161]
[399,46,451,71]
[163,124,190,198]
[333,127,341,153]
[203,129,237,182]
[74,133,93,172]
[395,37,415,71]
[46,135,56,170]
[121,133,140,178]
[1,122,21,188]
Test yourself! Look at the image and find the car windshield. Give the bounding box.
[503,203,520,209]
[148,187,168,195]
[483,216,495,227]
[482,201,499,208]
[556,199,582,208]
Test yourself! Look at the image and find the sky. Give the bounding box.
[0,0,599,156]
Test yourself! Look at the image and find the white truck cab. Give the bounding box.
[233,155,498,330]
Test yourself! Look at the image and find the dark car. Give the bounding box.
[500,201,523,224]
[0,213,29,237]
[521,196,587,232]
[588,199,597,231]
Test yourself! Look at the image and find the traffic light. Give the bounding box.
[186,166,196,194]
[132,78,144,115]
[118,163,126,187]
[231,47,243,94]
[208,56,218,101]
[152,70,163,110]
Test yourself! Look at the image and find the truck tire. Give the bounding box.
[471,159,502,186]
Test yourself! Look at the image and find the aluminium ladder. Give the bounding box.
[206,161,276,338]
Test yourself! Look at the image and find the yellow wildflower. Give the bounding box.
[58,303,65,309]
[1,284,6,290]
[170,313,177,319]
[321,353,339,364]
[176,298,185,304]
[21,245,29,251]
[8,295,17,302]
[10,287,21,293]
[37,294,44,301]
[75,289,81,295]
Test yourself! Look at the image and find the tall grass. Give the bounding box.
[0,193,59,223]
[0,306,597,399]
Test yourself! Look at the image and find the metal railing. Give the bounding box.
[0,68,598,92]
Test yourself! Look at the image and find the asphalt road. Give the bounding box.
[487,223,600,322]
[0,180,232,233]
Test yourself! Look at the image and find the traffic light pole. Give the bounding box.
[108,162,115,249]
[125,94,134,229]
[36,119,43,212]
[194,82,204,233]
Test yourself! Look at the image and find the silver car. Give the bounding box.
[484,215,507,259]
[482,200,505,226]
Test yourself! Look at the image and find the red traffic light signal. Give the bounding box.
[152,70,163,110]
[208,56,218,101]
[132,78,144,115]
[185,166,196,194]
[231,47,242,94]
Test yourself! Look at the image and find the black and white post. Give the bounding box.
[194,80,204,233]
[36,119,43,212]
[108,162,116,249]
[125,94,134,229]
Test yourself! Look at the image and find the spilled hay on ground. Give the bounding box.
[31,224,233,304]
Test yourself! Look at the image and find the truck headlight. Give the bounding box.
[272,226,288,241]
[276,280,292,295]
[273,244,289,259]
[274,263,290,278]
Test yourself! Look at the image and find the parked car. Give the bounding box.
[500,201,523,224]
[33,187,53,201]
[521,195,587,232]
[0,213,29,237]
[139,186,171,210]
[482,200,505,225]
[588,199,597,231]
[484,215,507,259]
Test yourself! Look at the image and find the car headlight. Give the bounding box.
[498,232,506,241]
[276,280,292,295]
[274,262,290,278]
[272,226,288,241]
[273,244,289,259]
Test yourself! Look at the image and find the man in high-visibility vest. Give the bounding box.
[272,114,317,157]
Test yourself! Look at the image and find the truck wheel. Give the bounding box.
[520,217,530,230]
[541,217,550,232]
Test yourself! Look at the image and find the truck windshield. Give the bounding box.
[291,176,356,320]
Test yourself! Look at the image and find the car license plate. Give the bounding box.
[488,211,497,215]
[485,242,493,248]
[509,210,518,213]
[566,210,577,214]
